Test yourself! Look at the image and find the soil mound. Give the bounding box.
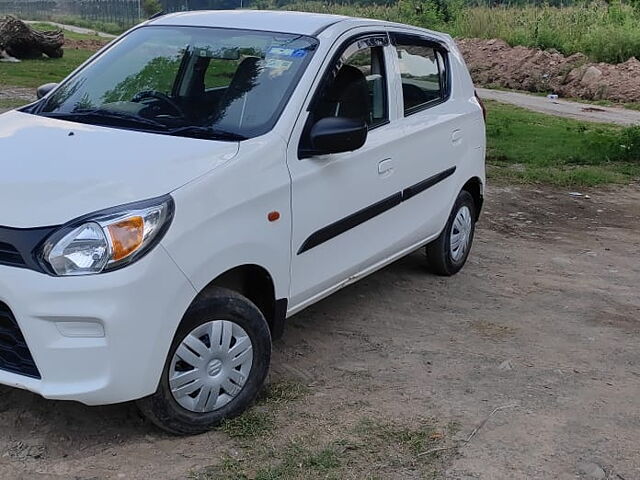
[457,38,640,103]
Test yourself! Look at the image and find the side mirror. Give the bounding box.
[36,83,58,99]
[309,116,368,155]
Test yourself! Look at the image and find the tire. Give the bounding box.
[426,190,476,276]
[137,287,271,435]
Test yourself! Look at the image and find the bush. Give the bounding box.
[283,1,640,64]
[615,126,640,162]
[142,0,163,17]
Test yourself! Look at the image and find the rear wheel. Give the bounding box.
[426,190,476,276]
[137,288,271,435]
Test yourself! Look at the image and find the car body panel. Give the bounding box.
[0,245,196,404]
[162,135,292,301]
[0,111,239,228]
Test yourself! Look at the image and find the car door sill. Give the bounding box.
[286,231,440,317]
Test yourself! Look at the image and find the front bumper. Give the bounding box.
[0,245,196,405]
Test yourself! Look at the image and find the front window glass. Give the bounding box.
[36,26,318,140]
[312,44,388,127]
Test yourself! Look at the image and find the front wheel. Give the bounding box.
[137,288,271,435]
[426,190,476,276]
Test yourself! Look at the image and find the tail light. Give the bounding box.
[475,90,486,122]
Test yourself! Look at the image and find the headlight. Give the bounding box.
[40,196,174,276]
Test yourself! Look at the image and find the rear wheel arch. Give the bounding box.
[462,176,484,220]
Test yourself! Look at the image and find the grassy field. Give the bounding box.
[486,100,640,186]
[282,0,640,64]
[0,48,94,87]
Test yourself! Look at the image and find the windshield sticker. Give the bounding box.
[265,58,293,71]
[268,47,307,58]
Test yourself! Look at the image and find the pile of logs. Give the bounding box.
[0,16,64,61]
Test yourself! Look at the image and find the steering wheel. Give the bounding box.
[132,90,186,119]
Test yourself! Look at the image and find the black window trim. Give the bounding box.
[298,31,392,159]
[390,31,452,117]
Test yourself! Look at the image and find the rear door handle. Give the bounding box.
[378,158,394,176]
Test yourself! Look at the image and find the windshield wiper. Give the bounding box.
[40,110,246,141]
[41,109,168,130]
[166,126,247,141]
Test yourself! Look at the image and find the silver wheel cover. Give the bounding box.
[169,320,253,413]
[450,205,473,262]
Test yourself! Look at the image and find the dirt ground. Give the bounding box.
[0,183,637,479]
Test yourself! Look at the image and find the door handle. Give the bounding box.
[451,129,463,146]
[378,158,394,176]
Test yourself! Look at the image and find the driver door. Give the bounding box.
[286,33,408,310]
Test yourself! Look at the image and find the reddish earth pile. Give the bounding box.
[64,38,108,51]
[457,38,640,103]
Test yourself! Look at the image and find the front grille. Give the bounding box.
[0,241,25,267]
[0,303,40,378]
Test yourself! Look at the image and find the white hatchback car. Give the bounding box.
[0,10,485,433]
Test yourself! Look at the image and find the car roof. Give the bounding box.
[150,10,351,36]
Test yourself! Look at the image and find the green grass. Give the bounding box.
[485,100,640,186]
[280,1,640,64]
[219,379,308,441]
[220,408,275,440]
[0,98,29,109]
[0,49,93,88]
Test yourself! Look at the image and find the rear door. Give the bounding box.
[386,31,461,242]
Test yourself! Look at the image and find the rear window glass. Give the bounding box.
[393,35,448,115]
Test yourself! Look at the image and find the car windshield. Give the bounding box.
[35,26,318,140]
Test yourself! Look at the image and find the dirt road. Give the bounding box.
[24,20,117,39]
[0,183,637,479]
[477,88,640,126]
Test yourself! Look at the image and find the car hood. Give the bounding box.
[0,111,239,228]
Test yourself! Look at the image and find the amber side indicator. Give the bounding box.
[267,211,280,222]
[107,216,144,261]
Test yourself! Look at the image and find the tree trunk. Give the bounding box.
[0,16,64,59]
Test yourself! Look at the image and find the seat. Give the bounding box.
[317,64,370,124]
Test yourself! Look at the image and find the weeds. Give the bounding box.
[193,416,454,479]
[219,379,309,441]
[220,408,275,440]
[0,98,28,109]
[280,0,640,64]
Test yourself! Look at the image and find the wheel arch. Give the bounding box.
[190,264,287,340]
[462,176,484,220]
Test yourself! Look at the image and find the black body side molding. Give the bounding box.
[402,166,456,201]
[297,167,457,254]
[297,193,402,254]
